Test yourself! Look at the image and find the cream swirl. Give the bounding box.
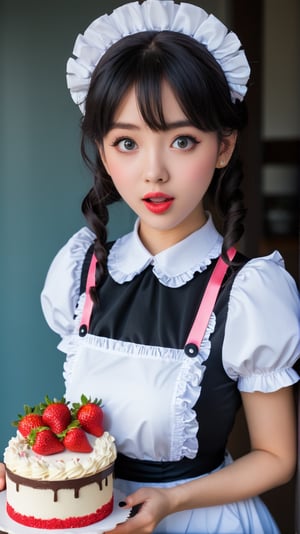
[4,431,116,481]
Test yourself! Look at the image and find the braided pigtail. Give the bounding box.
[208,145,247,265]
[81,189,108,303]
[80,139,120,300]
[219,157,247,263]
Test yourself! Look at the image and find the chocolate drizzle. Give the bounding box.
[6,463,114,502]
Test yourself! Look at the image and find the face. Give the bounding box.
[99,81,236,253]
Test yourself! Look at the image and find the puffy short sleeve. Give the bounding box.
[40,227,95,337]
[223,251,300,392]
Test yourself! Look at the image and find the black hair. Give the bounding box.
[80,30,248,291]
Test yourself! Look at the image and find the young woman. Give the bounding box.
[2,2,299,532]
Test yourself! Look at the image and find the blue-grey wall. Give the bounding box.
[0,0,135,457]
[0,0,230,458]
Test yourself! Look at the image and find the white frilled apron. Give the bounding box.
[59,251,280,534]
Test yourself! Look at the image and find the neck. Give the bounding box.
[138,213,208,255]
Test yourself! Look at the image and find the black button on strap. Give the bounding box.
[79,324,88,337]
[184,343,198,357]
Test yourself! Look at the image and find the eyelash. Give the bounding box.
[172,135,200,150]
[110,134,200,151]
[111,137,136,150]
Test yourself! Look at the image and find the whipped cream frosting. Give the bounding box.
[4,431,116,481]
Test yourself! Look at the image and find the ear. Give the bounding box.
[216,131,237,169]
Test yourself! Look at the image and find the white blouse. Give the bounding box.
[41,216,300,394]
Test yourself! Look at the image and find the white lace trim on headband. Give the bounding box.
[66,0,251,113]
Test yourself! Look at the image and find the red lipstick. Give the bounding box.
[142,192,174,214]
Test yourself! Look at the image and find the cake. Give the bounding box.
[4,395,117,529]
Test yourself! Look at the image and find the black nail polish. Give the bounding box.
[119,500,126,507]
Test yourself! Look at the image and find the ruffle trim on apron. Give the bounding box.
[172,312,216,460]
[58,310,216,462]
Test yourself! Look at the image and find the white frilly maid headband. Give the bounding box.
[66,0,251,114]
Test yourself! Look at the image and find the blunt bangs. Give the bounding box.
[86,31,241,143]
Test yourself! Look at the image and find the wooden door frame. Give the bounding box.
[232,0,264,257]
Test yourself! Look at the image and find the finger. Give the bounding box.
[103,513,143,534]
[128,503,143,517]
[0,464,6,491]
[118,500,130,509]
[122,488,147,509]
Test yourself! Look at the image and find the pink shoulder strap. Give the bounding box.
[79,247,237,346]
[184,247,236,356]
[79,253,98,337]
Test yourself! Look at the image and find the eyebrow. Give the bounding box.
[110,120,194,130]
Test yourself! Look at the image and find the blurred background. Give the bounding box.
[1,1,299,532]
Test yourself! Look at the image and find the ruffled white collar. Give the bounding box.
[108,214,223,288]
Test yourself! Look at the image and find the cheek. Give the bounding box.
[107,166,134,203]
[100,145,130,181]
[104,160,130,192]
[181,158,216,185]
[104,159,122,178]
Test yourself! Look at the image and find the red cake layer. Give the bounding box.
[6,497,113,529]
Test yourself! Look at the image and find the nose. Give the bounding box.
[142,146,170,184]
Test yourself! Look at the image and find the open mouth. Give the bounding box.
[142,193,174,214]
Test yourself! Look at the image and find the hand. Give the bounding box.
[104,486,173,534]
[0,463,6,491]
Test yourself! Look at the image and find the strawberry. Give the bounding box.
[41,396,71,434]
[13,405,43,438]
[60,422,92,453]
[72,394,104,437]
[28,427,65,455]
